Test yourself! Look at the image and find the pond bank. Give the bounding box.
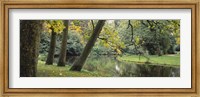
[37,54,180,77]
[117,54,180,67]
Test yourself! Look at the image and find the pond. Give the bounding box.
[64,55,180,77]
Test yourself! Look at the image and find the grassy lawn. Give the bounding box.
[36,60,110,77]
[117,54,180,66]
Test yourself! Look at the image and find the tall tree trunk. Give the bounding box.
[20,20,43,77]
[46,29,56,65]
[70,20,106,71]
[57,20,69,66]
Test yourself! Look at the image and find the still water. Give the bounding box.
[65,55,180,77]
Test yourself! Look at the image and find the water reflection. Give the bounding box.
[65,55,180,77]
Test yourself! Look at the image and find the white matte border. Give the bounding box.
[9,9,191,88]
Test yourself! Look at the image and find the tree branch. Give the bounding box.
[127,20,134,42]
[91,20,95,33]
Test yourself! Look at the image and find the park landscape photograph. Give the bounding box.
[20,20,180,77]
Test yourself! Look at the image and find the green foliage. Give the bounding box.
[41,20,180,56]
[135,20,180,55]
[40,30,84,56]
[175,45,180,51]
[69,20,126,55]
[95,20,125,55]
[67,31,84,56]
[92,46,113,55]
[38,54,47,61]
[39,31,62,55]
[39,31,50,54]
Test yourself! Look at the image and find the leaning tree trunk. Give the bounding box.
[46,29,57,65]
[57,20,69,66]
[20,20,43,77]
[70,20,106,71]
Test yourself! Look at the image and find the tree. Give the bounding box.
[70,20,106,71]
[98,20,125,55]
[20,20,43,77]
[45,20,65,65]
[82,20,125,55]
[138,20,180,55]
[57,20,69,66]
[116,20,179,57]
[46,29,57,65]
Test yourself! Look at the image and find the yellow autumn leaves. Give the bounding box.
[99,24,125,55]
[44,20,83,34]
[44,20,65,34]
[69,22,82,33]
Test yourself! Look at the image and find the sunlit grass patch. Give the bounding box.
[117,54,180,66]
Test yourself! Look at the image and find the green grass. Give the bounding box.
[117,54,180,66]
[37,60,109,77]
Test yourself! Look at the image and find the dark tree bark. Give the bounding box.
[57,20,69,66]
[70,20,106,71]
[46,29,57,65]
[20,20,43,77]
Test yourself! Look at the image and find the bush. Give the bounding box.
[67,31,84,56]
[175,45,180,51]
[39,31,84,56]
